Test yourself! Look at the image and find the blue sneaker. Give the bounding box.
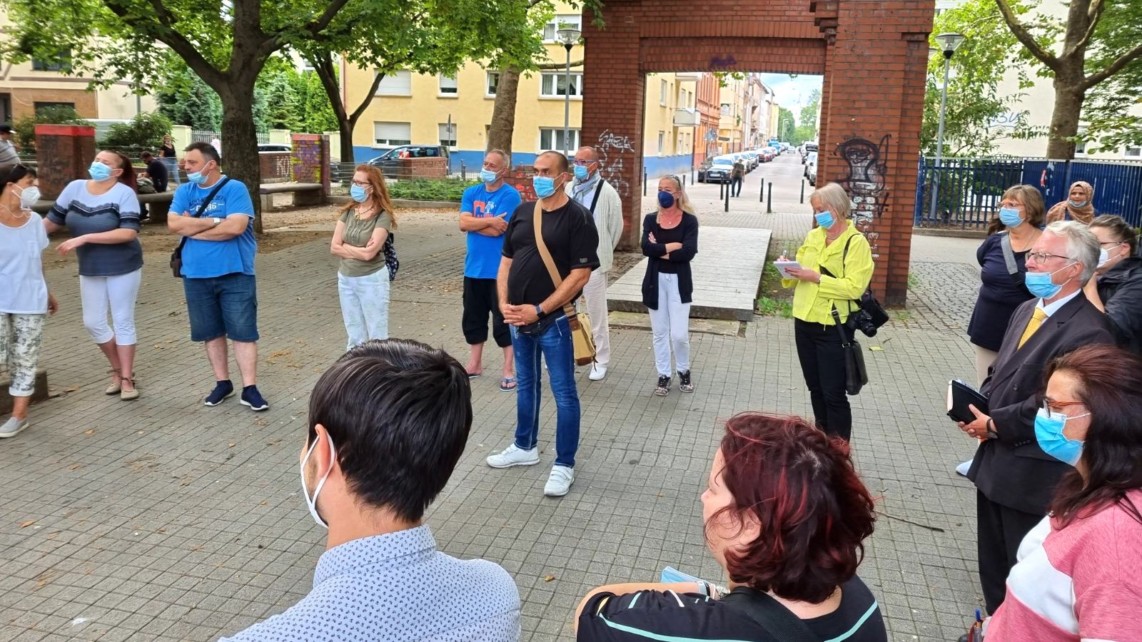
[204,380,234,407]
[240,385,269,412]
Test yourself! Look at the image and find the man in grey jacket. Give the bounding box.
[568,146,624,381]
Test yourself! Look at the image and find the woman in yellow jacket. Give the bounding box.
[781,182,874,441]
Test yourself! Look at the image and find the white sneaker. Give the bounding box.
[486,444,540,469]
[955,459,972,477]
[588,363,608,381]
[0,416,29,439]
[544,465,575,497]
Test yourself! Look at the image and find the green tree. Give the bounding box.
[101,111,172,151]
[798,88,820,133]
[995,0,1142,158]
[12,105,92,154]
[776,107,795,143]
[155,59,223,132]
[2,0,356,232]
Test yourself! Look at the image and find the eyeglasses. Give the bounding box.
[1041,398,1088,420]
[351,180,370,187]
[1026,251,1071,263]
[1099,240,1124,248]
[572,159,594,166]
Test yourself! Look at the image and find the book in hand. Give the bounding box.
[947,379,990,424]
[774,260,801,279]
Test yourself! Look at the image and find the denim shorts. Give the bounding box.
[183,273,259,342]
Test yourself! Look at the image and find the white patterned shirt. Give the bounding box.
[220,525,520,641]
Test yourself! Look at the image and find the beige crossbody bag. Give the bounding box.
[532,202,597,366]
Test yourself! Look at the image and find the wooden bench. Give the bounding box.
[259,182,325,211]
[138,192,175,224]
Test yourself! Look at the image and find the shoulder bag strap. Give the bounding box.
[175,176,231,253]
[721,589,820,642]
[532,202,576,318]
[588,181,603,214]
[818,233,858,315]
[1000,233,1019,276]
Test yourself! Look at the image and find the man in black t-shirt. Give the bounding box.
[485,151,599,498]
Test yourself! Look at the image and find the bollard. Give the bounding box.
[800,179,805,204]
[682,174,686,187]
[719,181,724,200]
[460,160,466,181]
[691,167,696,184]
[643,167,648,196]
[760,176,765,203]
[724,180,730,213]
[767,183,773,214]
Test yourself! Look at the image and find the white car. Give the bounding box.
[804,151,818,185]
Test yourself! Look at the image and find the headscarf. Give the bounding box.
[1046,181,1095,224]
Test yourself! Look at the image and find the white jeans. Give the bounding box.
[648,272,691,376]
[79,269,142,345]
[580,269,611,366]
[338,270,390,349]
[972,343,999,387]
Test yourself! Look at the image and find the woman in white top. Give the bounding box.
[0,166,58,438]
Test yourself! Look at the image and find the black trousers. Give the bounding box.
[794,319,852,441]
[462,277,511,347]
[976,490,1043,615]
[731,176,743,196]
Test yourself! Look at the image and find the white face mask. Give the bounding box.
[17,186,40,211]
[1097,248,1111,268]
[300,433,336,529]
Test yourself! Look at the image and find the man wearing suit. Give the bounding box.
[959,221,1113,615]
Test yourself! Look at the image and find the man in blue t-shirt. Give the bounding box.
[168,142,268,412]
[458,149,521,390]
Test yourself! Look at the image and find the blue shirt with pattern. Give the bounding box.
[170,176,257,279]
[462,182,521,279]
[220,525,521,641]
[47,179,142,277]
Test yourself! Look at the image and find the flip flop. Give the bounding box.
[467,371,482,379]
[499,377,517,392]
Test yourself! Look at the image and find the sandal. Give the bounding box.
[120,377,139,401]
[105,369,122,395]
[467,371,483,379]
[499,377,517,392]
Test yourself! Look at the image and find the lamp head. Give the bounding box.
[935,32,966,58]
[556,27,581,48]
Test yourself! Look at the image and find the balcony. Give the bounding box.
[673,108,700,127]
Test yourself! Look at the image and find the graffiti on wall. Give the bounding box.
[836,135,890,259]
[708,55,738,70]
[596,128,634,197]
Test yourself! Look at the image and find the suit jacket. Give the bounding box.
[968,293,1113,515]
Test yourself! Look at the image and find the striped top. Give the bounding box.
[988,491,1142,642]
[47,179,142,277]
[577,576,886,641]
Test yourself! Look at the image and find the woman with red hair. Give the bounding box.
[574,413,886,641]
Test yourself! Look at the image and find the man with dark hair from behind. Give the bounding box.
[221,339,521,641]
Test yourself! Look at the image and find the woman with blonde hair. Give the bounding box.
[1046,181,1095,224]
[641,175,699,396]
[781,182,873,441]
[330,164,397,348]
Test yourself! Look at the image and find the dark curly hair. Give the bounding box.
[711,413,877,603]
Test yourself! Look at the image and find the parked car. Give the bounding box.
[704,156,735,183]
[257,143,291,153]
[763,147,778,162]
[365,144,450,178]
[742,151,759,170]
[804,151,818,185]
[697,158,714,182]
[800,142,818,163]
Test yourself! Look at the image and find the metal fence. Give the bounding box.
[915,157,1142,228]
[190,131,271,144]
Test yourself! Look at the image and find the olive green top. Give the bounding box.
[338,208,393,277]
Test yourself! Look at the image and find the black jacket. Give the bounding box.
[968,293,1114,515]
[1097,256,1142,355]
[641,212,699,310]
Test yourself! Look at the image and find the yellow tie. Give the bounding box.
[1018,308,1048,349]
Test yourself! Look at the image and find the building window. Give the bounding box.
[657,131,665,155]
[438,123,457,149]
[720,103,731,116]
[539,128,580,151]
[439,75,458,96]
[486,71,500,96]
[543,15,583,42]
[540,72,582,98]
[1125,146,1141,158]
[32,51,71,72]
[660,80,668,105]
[376,71,412,96]
[374,122,411,146]
[34,101,75,115]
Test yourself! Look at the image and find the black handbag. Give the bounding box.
[833,307,868,396]
[169,177,230,278]
[820,234,889,337]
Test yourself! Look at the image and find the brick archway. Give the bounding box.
[582,0,934,305]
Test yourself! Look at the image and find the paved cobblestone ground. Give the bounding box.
[0,179,990,641]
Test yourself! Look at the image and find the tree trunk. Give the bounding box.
[486,67,521,162]
[217,81,264,233]
[1046,65,1086,160]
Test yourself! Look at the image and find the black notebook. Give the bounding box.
[947,379,990,424]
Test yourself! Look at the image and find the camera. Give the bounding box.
[846,309,879,338]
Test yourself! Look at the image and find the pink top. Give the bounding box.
[988,490,1142,641]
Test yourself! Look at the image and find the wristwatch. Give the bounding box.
[534,304,544,319]
[211,217,221,227]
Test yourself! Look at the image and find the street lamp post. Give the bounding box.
[557,27,581,156]
[928,32,966,222]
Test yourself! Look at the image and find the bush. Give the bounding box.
[387,178,478,202]
[13,105,93,155]
[100,112,173,155]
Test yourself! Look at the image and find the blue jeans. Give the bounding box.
[512,315,580,468]
[184,273,259,342]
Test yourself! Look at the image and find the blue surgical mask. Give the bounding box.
[573,164,590,181]
[300,434,337,529]
[479,169,498,184]
[88,161,113,182]
[1067,199,1088,209]
[533,176,557,198]
[1025,264,1072,299]
[187,171,207,186]
[350,184,369,203]
[658,190,676,209]
[1034,407,1088,466]
[814,211,835,229]
[999,207,1023,228]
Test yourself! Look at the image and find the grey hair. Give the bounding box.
[1046,220,1100,284]
[809,182,852,219]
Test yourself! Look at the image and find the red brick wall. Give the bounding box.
[582,0,933,306]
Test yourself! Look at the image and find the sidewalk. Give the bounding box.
[0,207,986,641]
